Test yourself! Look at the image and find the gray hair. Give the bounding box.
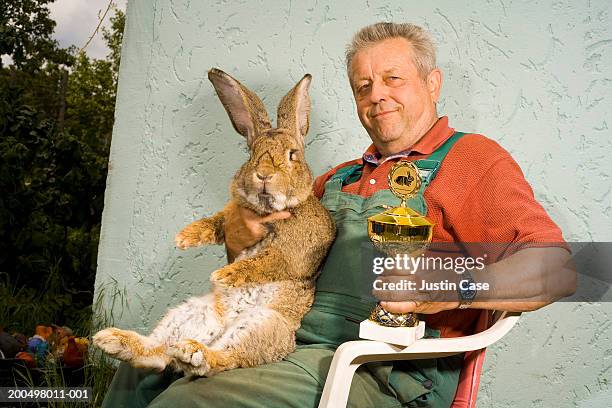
[345,22,437,81]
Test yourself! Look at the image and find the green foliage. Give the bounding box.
[102,6,125,83]
[0,0,72,70]
[65,53,115,154]
[0,1,126,337]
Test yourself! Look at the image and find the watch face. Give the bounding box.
[459,277,477,300]
[462,287,477,300]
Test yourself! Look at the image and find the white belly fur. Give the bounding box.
[210,282,281,349]
[151,232,283,352]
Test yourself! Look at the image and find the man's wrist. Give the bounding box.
[457,269,478,309]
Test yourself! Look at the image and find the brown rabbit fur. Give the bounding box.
[93,69,335,376]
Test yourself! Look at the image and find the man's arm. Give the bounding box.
[467,246,576,311]
[381,246,576,314]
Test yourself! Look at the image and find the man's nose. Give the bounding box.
[369,80,388,103]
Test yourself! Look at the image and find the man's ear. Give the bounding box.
[427,68,442,103]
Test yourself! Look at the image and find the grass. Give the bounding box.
[0,277,128,407]
[85,281,128,407]
[0,265,93,337]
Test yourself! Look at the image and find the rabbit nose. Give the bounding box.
[256,172,273,182]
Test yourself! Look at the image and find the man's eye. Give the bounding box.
[357,84,370,93]
[387,76,404,87]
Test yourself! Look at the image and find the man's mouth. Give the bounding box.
[372,109,397,118]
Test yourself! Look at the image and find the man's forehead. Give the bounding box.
[349,38,416,79]
[352,60,407,79]
[350,58,414,85]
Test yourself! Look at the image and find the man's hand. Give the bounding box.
[224,206,291,262]
[381,301,459,314]
[373,268,460,314]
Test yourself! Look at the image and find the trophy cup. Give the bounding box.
[358,159,434,346]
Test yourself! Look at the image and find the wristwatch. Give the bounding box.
[457,270,477,309]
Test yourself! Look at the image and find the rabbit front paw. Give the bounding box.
[175,223,216,249]
[210,265,247,287]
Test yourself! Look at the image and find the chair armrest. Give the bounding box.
[318,311,521,408]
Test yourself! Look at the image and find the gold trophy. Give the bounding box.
[359,159,433,346]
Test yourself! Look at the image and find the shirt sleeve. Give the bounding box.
[456,153,566,247]
[313,171,333,199]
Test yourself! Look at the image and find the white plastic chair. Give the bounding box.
[318,310,521,408]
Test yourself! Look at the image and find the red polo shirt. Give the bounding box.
[313,116,565,337]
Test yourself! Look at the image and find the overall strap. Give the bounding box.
[415,131,466,188]
[326,163,363,187]
[324,132,465,192]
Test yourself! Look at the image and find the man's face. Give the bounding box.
[349,37,441,155]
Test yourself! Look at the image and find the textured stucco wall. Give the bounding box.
[95,0,612,406]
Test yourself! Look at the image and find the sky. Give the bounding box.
[1,1,127,69]
[48,0,128,60]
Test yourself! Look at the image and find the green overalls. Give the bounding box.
[102,133,465,408]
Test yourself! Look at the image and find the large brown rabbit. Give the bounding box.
[93,69,335,376]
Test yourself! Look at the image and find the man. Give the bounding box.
[103,22,574,408]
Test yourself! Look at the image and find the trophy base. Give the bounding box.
[359,319,426,346]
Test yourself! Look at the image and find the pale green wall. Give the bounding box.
[95,0,612,406]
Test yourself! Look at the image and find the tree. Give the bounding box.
[0,0,72,70]
[102,6,124,83]
[0,2,125,333]
[66,7,124,155]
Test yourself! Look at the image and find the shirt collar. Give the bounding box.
[362,116,455,166]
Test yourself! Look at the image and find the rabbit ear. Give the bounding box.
[277,74,312,143]
[208,68,271,147]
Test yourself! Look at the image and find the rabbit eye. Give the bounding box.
[289,149,298,161]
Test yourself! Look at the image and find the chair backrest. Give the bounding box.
[451,310,521,408]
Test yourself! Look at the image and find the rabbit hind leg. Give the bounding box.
[94,293,225,372]
[169,306,295,377]
[93,328,171,371]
